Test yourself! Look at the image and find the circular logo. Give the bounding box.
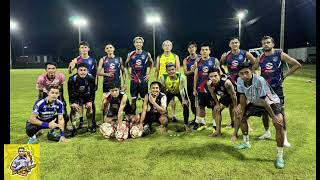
[238,54,243,59]
[110,63,115,69]
[231,60,238,67]
[136,59,142,66]
[203,66,209,73]
[272,56,278,62]
[266,62,273,70]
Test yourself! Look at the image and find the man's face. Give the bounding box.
[162,42,172,52]
[166,66,176,77]
[188,45,197,55]
[110,88,120,97]
[151,84,160,97]
[261,38,274,52]
[77,67,88,78]
[209,72,220,84]
[46,64,56,78]
[105,44,115,54]
[48,88,60,100]
[18,148,25,157]
[238,68,253,83]
[229,39,240,50]
[200,46,210,58]
[79,45,90,55]
[134,39,143,50]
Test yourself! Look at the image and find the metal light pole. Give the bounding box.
[280,0,285,50]
[237,11,245,41]
[10,20,19,69]
[146,14,161,61]
[69,16,88,44]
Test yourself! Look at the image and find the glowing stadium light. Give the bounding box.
[146,14,161,61]
[10,20,19,31]
[236,10,248,41]
[237,12,245,20]
[69,16,88,43]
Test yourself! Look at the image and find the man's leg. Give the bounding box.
[230,104,240,141]
[130,81,138,114]
[272,113,285,168]
[209,104,222,136]
[187,85,196,124]
[86,103,95,132]
[170,97,177,122]
[159,114,168,134]
[177,94,190,131]
[235,116,251,149]
[26,121,45,144]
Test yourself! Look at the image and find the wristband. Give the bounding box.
[60,131,65,137]
[41,122,49,128]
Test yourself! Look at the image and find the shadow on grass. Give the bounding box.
[146,142,274,163]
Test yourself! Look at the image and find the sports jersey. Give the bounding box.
[224,49,247,85]
[148,92,167,113]
[76,56,97,78]
[36,73,65,94]
[185,54,200,86]
[163,73,181,94]
[237,74,280,105]
[128,50,149,83]
[106,91,132,114]
[259,49,283,87]
[209,75,232,99]
[68,74,95,104]
[196,57,219,93]
[158,53,176,79]
[102,56,122,87]
[11,157,32,171]
[32,98,63,121]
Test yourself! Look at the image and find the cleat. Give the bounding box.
[284,140,291,148]
[27,137,37,144]
[171,117,178,123]
[234,143,251,150]
[258,131,272,140]
[197,124,207,131]
[275,157,285,169]
[193,123,199,130]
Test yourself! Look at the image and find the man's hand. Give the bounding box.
[85,102,92,110]
[70,103,80,111]
[48,120,61,129]
[121,85,127,92]
[139,123,143,131]
[193,89,198,96]
[191,65,196,71]
[144,74,150,81]
[207,79,212,87]
[149,95,156,105]
[59,136,70,143]
[106,72,114,77]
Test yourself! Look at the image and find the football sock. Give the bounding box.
[277,147,284,159]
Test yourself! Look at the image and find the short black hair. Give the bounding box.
[261,35,275,44]
[109,82,120,90]
[77,63,88,69]
[229,36,240,42]
[166,62,176,69]
[47,85,60,92]
[18,147,25,152]
[44,61,57,69]
[105,42,114,48]
[79,41,90,47]
[187,41,197,48]
[208,67,220,75]
[200,42,211,49]
[150,81,161,88]
[238,62,252,72]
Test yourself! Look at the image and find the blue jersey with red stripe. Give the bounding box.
[102,56,122,86]
[196,57,218,93]
[76,56,97,77]
[259,49,283,87]
[128,50,149,83]
[224,49,247,85]
[186,54,200,86]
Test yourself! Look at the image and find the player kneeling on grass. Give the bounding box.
[206,68,241,140]
[140,81,168,134]
[68,63,96,133]
[160,62,191,132]
[26,85,70,144]
[234,62,286,169]
[100,83,141,141]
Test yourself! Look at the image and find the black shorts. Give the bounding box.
[243,103,282,118]
[144,111,167,125]
[130,81,148,99]
[106,104,134,119]
[219,96,232,107]
[198,92,215,108]
[26,115,58,137]
[73,96,92,105]
[271,85,284,106]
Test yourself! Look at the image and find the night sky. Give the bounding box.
[10,0,316,61]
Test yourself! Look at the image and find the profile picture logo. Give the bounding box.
[10,147,36,177]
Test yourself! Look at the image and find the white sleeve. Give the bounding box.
[160,95,167,110]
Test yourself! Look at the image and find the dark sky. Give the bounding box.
[10,0,316,59]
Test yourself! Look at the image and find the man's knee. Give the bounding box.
[159,115,168,125]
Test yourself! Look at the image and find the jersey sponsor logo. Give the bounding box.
[272,56,278,62]
[136,59,142,66]
[266,62,273,70]
[208,61,213,66]
[231,60,239,67]
[79,86,86,92]
[202,66,209,73]
[190,64,195,70]
[238,54,243,60]
[141,54,146,59]
[110,63,115,70]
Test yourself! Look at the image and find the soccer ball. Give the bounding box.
[115,122,129,141]
[100,123,115,139]
[130,125,143,138]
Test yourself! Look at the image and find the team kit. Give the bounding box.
[26,36,301,169]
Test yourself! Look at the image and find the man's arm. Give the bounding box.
[179,75,188,103]
[220,53,227,74]
[183,57,193,75]
[206,81,219,105]
[88,76,96,102]
[225,80,237,107]
[120,57,126,87]
[146,52,154,78]
[57,114,65,132]
[125,53,132,81]
[68,58,77,74]
[117,94,128,126]
[246,51,258,74]
[97,58,107,76]
[193,61,198,95]
[175,54,181,72]
[214,58,222,74]
[281,52,302,80]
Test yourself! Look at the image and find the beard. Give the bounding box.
[264,48,272,52]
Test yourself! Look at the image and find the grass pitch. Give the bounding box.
[10,65,316,179]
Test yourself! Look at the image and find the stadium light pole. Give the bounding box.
[146,14,161,62]
[69,16,88,44]
[10,20,19,69]
[237,11,246,41]
[280,0,285,50]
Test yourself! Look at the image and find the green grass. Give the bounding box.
[10,65,316,179]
